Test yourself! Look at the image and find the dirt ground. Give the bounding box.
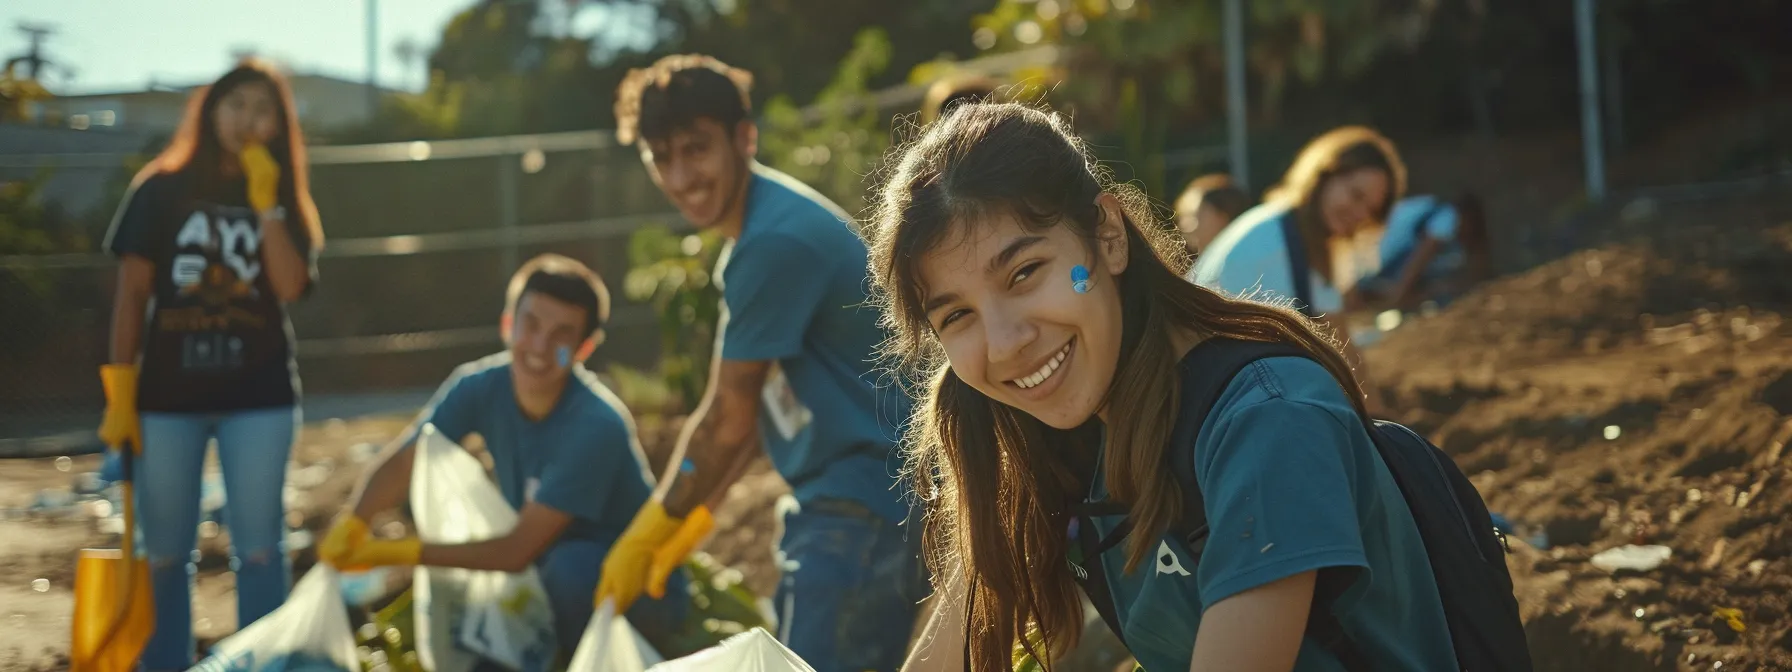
[1365,190,1792,671]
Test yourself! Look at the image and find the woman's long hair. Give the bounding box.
[1262,125,1404,283]
[134,59,322,249]
[862,103,1367,669]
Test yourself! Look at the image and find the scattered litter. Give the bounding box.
[1603,425,1621,440]
[72,471,105,495]
[31,579,48,593]
[1590,544,1673,573]
[291,463,334,489]
[286,529,314,552]
[54,456,72,472]
[1747,559,1768,577]
[1701,539,1728,570]
[86,500,112,519]
[349,443,382,464]
[201,473,227,517]
[1687,489,1704,504]
[1633,607,1646,619]
[1375,309,1403,332]
[1712,607,1746,633]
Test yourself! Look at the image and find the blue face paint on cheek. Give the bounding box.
[1071,264,1091,294]
[556,345,572,369]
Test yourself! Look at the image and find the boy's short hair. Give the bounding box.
[614,54,755,146]
[1177,173,1252,219]
[921,74,1001,124]
[504,254,610,341]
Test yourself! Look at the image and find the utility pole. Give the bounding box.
[9,22,57,80]
[366,0,380,119]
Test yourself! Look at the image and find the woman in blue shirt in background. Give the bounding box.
[874,104,1452,672]
[1187,126,1405,409]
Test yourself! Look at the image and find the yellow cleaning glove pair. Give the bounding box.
[318,514,421,570]
[595,502,714,613]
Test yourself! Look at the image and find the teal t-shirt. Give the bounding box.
[1087,355,1455,671]
[715,164,913,522]
[406,352,657,548]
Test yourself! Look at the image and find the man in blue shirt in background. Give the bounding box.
[320,254,687,658]
[595,54,922,672]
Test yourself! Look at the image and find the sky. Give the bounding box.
[0,0,513,95]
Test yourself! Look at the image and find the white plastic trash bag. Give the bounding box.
[411,425,558,672]
[566,599,665,672]
[188,566,360,671]
[646,628,815,672]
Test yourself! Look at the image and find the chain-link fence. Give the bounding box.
[1,130,684,447]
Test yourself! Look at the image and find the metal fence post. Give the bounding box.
[498,151,520,273]
[1575,0,1607,204]
[1223,0,1250,191]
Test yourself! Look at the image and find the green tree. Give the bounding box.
[758,27,893,215]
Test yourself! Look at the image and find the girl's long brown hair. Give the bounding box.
[1262,125,1404,283]
[862,104,1368,670]
[134,59,323,249]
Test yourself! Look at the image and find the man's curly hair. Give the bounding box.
[614,54,754,145]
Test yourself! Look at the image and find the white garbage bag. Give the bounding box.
[646,628,815,672]
[411,425,558,672]
[188,566,359,671]
[565,599,664,672]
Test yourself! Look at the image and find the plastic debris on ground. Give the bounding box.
[1589,544,1673,573]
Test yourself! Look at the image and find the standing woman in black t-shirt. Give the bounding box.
[96,59,322,671]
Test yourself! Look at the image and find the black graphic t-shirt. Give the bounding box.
[105,171,319,413]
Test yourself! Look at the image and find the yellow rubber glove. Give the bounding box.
[97,364,141,453]
[595,502,685,613]
[336,536,422,569]
[646,505,713,599]
[239,143,281,213]
[318,515,370,569]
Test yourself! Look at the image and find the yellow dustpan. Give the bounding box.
[71,441,155,672]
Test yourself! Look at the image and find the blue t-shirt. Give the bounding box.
[1187,203,1343,315]
[715,164,913,523]
[1087,356,1454,672]
[406,352,657,549]
[1374,195,1464,282]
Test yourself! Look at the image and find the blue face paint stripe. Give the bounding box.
[556,345,572,368]
[1071,264,1091,294]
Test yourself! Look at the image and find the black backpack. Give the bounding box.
[1066,337,1533,672]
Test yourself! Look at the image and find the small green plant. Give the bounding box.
[622,224,724,411]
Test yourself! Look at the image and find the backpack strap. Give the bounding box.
[1277,213,1321,319]
[1169,338,1372,672]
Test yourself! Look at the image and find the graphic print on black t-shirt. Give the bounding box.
[106,172,315,413]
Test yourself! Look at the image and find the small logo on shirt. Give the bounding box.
[1156,541,1191,577]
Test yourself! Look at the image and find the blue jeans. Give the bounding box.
[775,498,927,672]
[136,406,297,670]
[534,538,689,658]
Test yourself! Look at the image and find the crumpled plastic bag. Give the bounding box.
[646,628,815,672]
[411,425,557,672]
[565,599,664,672]
[188,567,359,671]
